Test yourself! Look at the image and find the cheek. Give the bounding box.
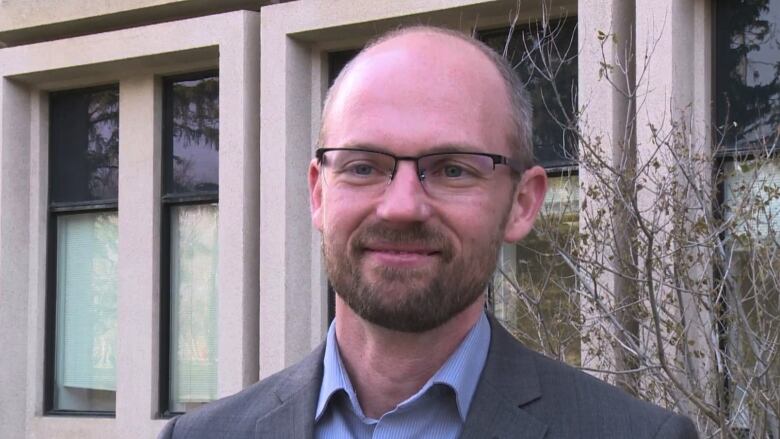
[452,197,512,247]
[321,191,369,242]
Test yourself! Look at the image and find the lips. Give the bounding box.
[362,245,441,267]
[363,244,439,256]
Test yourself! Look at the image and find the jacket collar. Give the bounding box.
[459,315,548,439]
[254,344,325,439]
[253,315,549,439]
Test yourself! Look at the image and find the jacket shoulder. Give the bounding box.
[483,318,697,438]
[531,351,696,437]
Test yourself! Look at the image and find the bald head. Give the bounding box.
[319,26,534,172]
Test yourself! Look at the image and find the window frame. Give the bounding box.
[158,69,220,418]
[44,84,120,417]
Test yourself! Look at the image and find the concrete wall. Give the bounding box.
[0,0,267,46]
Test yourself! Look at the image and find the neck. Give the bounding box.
[333,296,484,419]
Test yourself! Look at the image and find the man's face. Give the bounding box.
[310,32,543,332]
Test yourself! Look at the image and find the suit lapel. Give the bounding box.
[460,316,549,439]
[460,388,547,439]
[253,389,317,439]
[255,345,325,439]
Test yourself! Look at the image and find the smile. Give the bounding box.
[362,246,441,267]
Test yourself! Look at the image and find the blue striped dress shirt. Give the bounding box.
[314,312,490,439]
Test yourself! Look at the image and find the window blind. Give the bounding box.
[56,212,118,391]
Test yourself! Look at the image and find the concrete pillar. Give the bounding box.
[216,11,262,395]
[635,0,715,413]
[116,75,161,439]
[259,11,317,378]
[0,77,30,439]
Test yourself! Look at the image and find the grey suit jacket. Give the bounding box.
[159,317,698,438]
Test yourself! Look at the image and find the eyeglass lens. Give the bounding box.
[320,150,499,197]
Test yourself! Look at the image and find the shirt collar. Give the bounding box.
[315,312,491,422]
[429,311,490,419]
[315,320,364,421]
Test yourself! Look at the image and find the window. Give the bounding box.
[46,85,119,413]
[160,71,219,415]
[492,175,580,364]
[715,0,780,155]
[480,19,579,170]
[720,158,780,435]
[480,19,580,365]
[716,0,780,435]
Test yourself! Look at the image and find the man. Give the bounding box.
[160,26,699,438]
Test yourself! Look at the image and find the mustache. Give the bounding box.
[351,222,454,261]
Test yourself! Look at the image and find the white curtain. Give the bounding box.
[170,204,218,404]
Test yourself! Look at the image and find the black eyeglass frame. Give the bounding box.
[315,147,525,182]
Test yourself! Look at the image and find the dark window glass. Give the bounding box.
[328,49,360,87]
[164,76,219,195]
[161,71,219,416]
[47,85,119,415]
[716,0,780,153]
[480,19,579,169]
[50,88,119,203]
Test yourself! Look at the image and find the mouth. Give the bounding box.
[350,222,452,268]
[364,244,439,255]
[361,244,441,267]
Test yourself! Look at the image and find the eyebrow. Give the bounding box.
[337,142,485,156]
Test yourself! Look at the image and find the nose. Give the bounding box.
[375,161,432,223]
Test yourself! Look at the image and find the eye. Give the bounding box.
[322,150,392,187]
[442,165,464,178]
[345,162,378,176]
[427,159,478,179]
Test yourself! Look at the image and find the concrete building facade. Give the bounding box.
[1,0,775,437]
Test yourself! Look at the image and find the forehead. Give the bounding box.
[324,31,513,155]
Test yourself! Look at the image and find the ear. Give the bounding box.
[308,158,324,231]
[503,165,547,242]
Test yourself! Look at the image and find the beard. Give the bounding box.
[323,219,505,333]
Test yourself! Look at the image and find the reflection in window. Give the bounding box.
[493,175,580,365]
[167,76,219,194]
[716,0,780,152]
[162,71,219,414]
[50,88,119,203]
[48,85,119,413]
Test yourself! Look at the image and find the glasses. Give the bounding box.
[316,147,523,197]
